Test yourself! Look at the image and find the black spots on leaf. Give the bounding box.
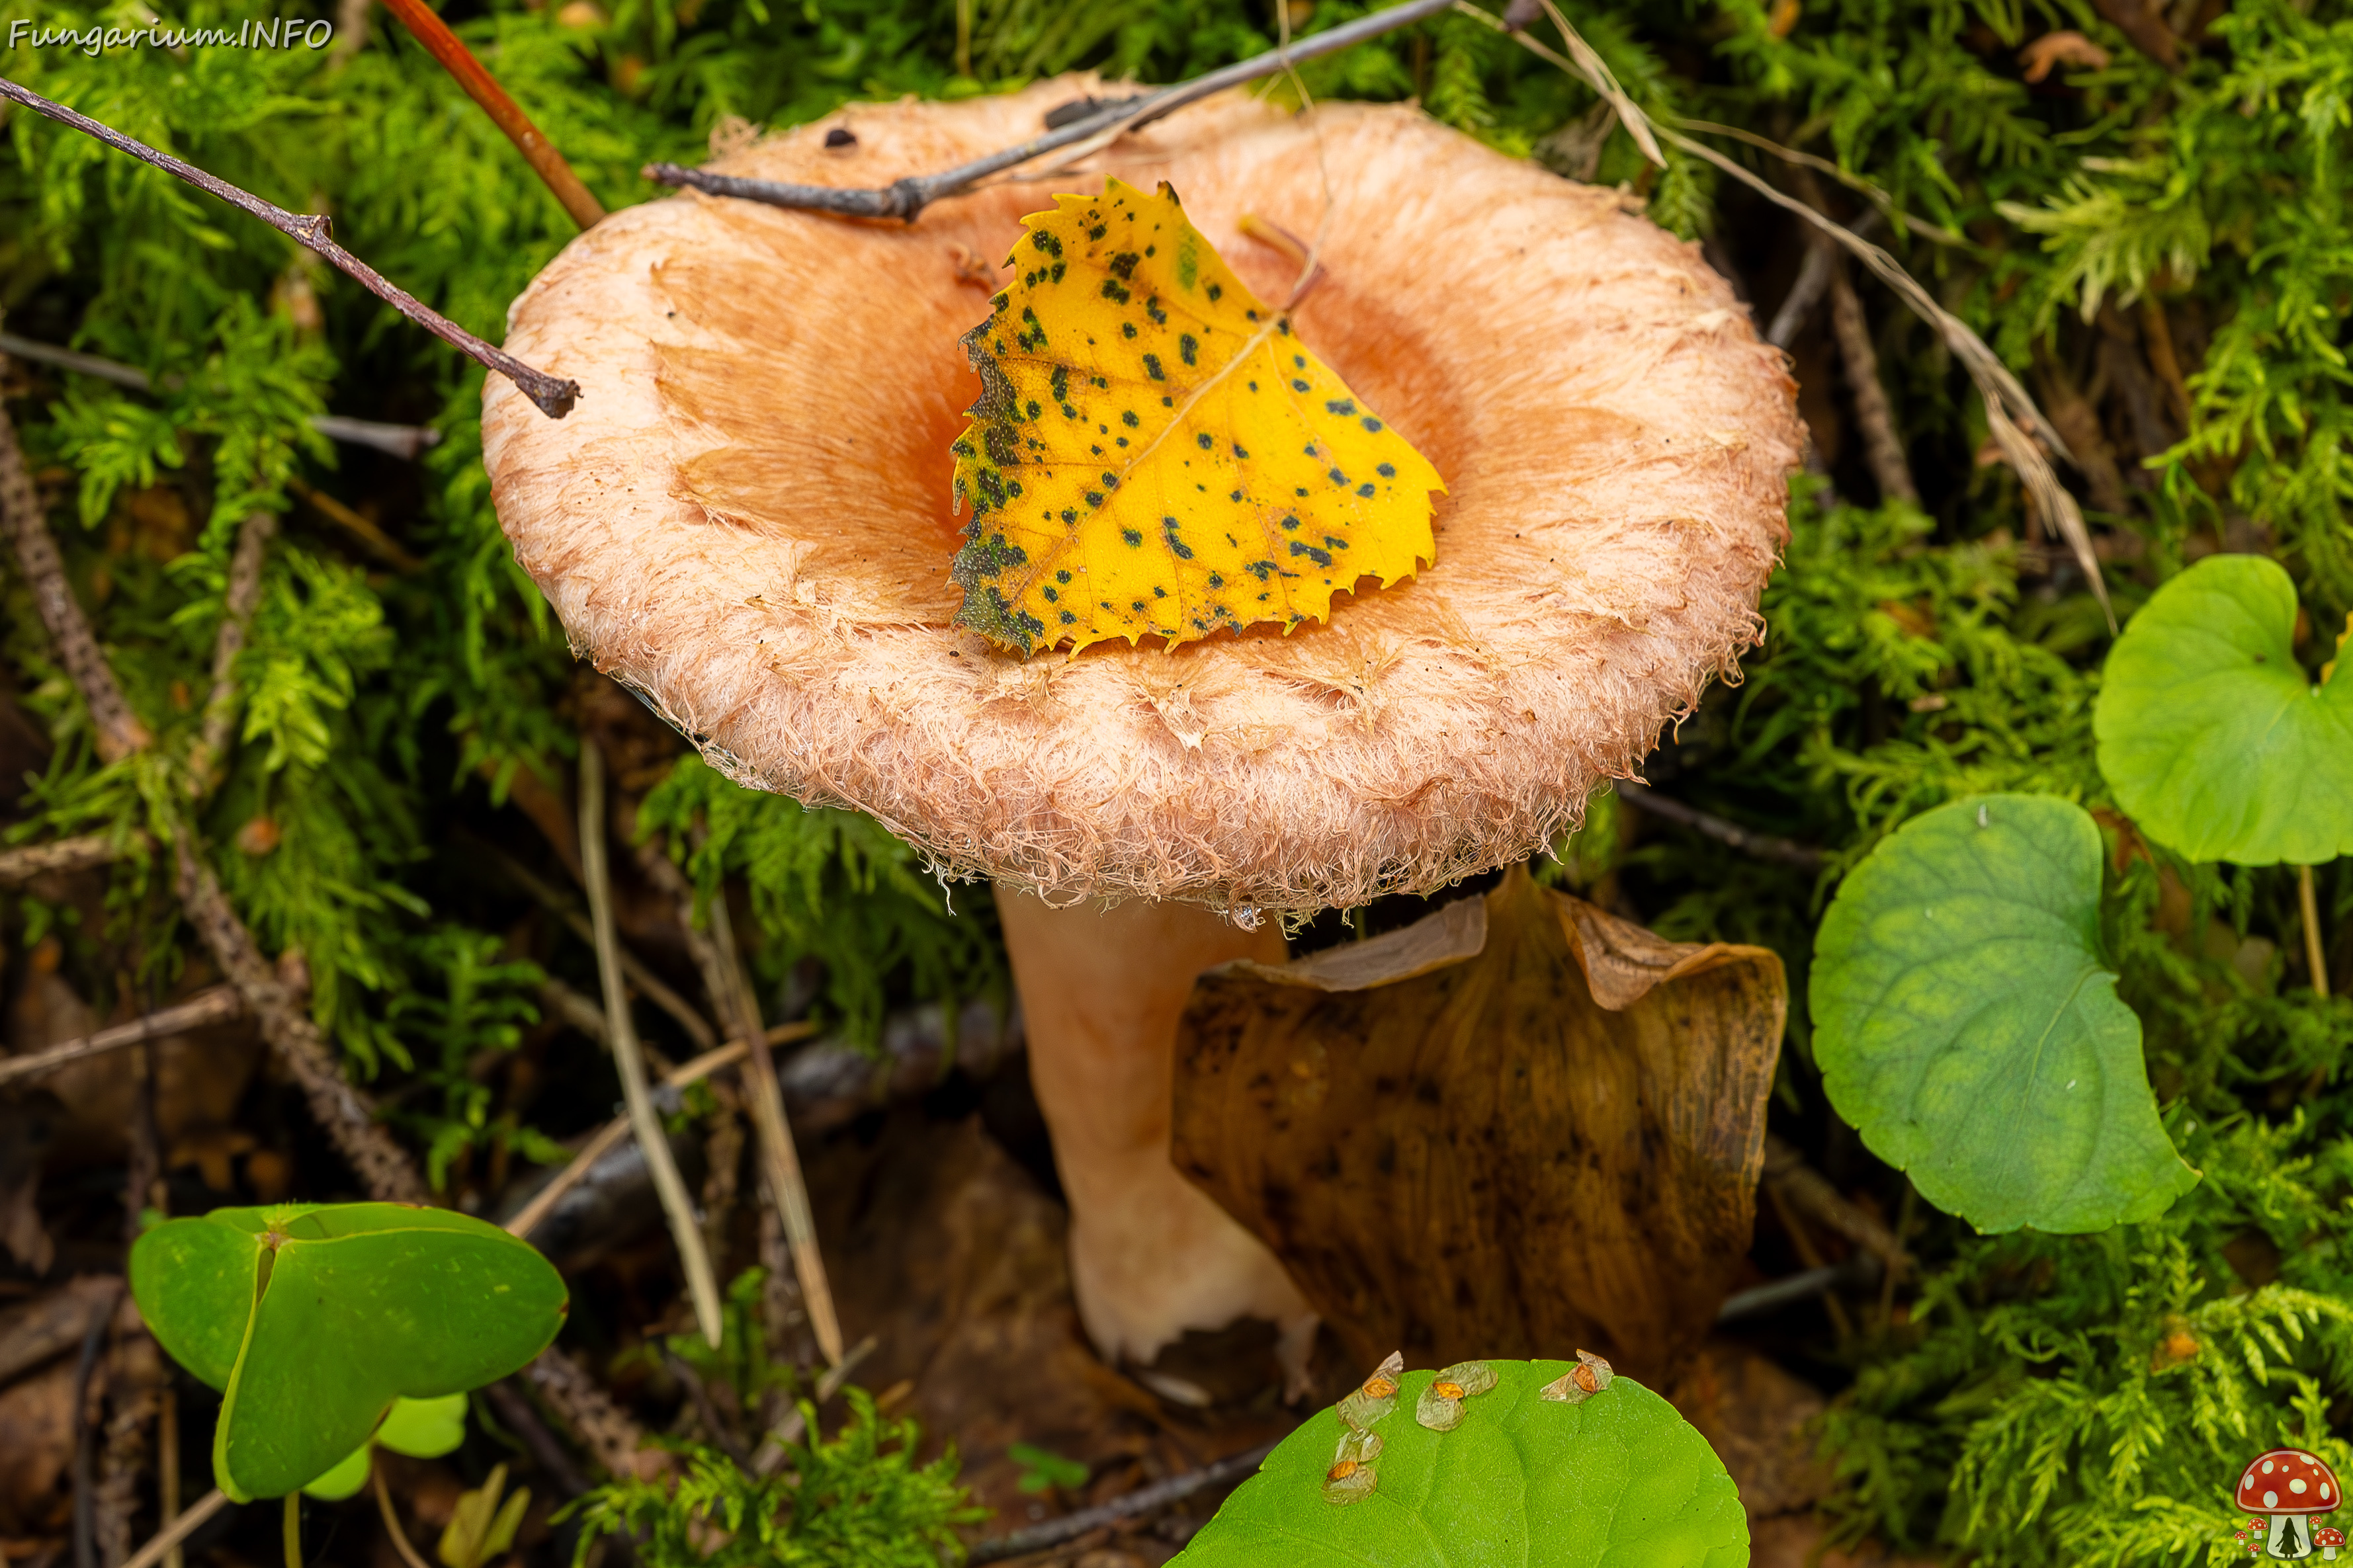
[1146,297,1168,326]
[1121,322,1138,340]
[1291,379,1310,392]
[1328,468,1348,485]
[1246,308,1260,322]
[1090,444,1103,456]
[956,528,1028,577]
[1055,569,1073,584]
[1277,318,1293,335]
[1207,283,1222,302]
[1161,516,1195,560]
[1123,410,1140,428]
[1109,251,1140,280]
[1196,433,1214,450]
[1017,306,1048,351]
[1154,585,1168,598]
[1280,514,1302,530]
[1290,540,1334,567]
[1324,535,1349,550]
[1145,244,1156,256]
[1293,354,1306,368]
[1244,560,1277,581]
[1233,442,1249,458]
[1041,585,1058,602]
[1207,571,1225,589]
[1122,528,1143,546]
[1097,423,1109,434]
[992,292,1010,315]
[1060,609,1077,624]
[1062,403,1078,420]
[1049,262,1065,283]
[1032,231,1062,257]
[983,425,1019,466]
[1100,472,1119,489]
[1085,490,1106,507]
[1088,222,1107,241]
[1060,509,1078,525]
[1023,399,1041,420]
[1116,436,1129,447]
[1101,279,1132,304]
[1228,489,1243,502]
[1132,599,1148,612]
[1162,395,1174,407]
[1295,486,1309,497]
[995,339,1008,356]
[1248,380,1260,392]
[1362,417,1384,433]
[951,437,976,458]
[1091,375,1109,389]
[1325,399,1356,416]
[1357,483,1376,497]
[1179,333,1199,366]
[1303,444,1318,456]
[1007,480,1023,497]
[1143,354,1166,380]
[1377,462,1396,477]
[1050,366,1070,402]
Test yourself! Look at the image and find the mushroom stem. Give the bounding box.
[992,889,1314,1372]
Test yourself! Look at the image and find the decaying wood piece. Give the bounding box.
[521,1344,654,1481]
[1172,866,1785,1381]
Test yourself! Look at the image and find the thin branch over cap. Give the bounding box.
[0,78,580,420]
[644,0,1455,220]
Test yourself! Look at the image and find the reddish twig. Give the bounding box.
[643,0,1454,220]
[0,78,579,419]
[375,0,606,231]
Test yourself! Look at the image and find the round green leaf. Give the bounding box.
[132,1203,566,1502]
[1811,794,2199,1233]
[300,1444,372,1503]
[1169,1361,1746,1568]
[2094,553,2353,864]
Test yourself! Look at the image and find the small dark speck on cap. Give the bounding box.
[824,127,857,147]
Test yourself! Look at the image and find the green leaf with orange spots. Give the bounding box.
[947,177,1445,657]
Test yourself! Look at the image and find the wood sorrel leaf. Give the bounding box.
[300,1394,470,1501]
[2093,553,2353,865]
[129,1203,566,1501]
[1172,1360,1744,1567]
[1810,794,2199,1234]
[948,176,1444,656]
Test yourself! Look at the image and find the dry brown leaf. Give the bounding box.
[2018,30,2114,81]
[1172,866,1785,1382]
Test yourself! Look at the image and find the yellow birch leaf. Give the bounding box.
[947,177,1445,657]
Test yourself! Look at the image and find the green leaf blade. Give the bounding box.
[1171,1362,1744,1568]
[2094,554,2353,865]
[130,1213,267,1393]
[1811,795,2198,1235]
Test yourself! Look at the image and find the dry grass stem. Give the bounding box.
[2301,864,2331,1001]
[115,1489,226,1568]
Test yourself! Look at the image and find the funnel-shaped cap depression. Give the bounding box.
[482,79,1802,915]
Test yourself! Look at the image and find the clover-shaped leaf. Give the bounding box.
[2094,554,2353,864]
[130,1203,567,1501]
[1172,1359,1744,1567]
[299,1394,468,1501]
[1811,795,2199,1233]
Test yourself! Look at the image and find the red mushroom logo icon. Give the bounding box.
[2237,1450,2342,1559]
[2317,1526,2344,1561]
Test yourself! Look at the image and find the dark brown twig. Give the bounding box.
[522,1345,654,1483]
[188,511,277,795]
[70,1281,124,1568]
[1827,262,1921,505]
[1,364,151,761]
[0,985,243,1089]
[1615,780,1825,870]
[643,0,1453,220]
[966,1440,1280,1563]
[0,79,579,419]
[376,0,605,231]
[288,479,425,573]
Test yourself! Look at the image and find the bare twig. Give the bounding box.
[1,369,150,761]
[376,0,605,231]
[1468,0,2116,629]
[288,479,425,573]
[966,1440,1281,1563]
[117,1488,228,1568]
[1615,780,1825,870]
[1827,263,1921,505]
[643,0,1453,220]
[2301,864,2332,1001]
[0,831,140,884]
[71,1282,124,1568]
[579,739,723,1346]
[1761,1135,1908,1274]
[187,511,277,795]
[0,80,579,419]
[631,830,843,1364]
[0,985,242,1089]
[173,831,429,1200]
[521,1346,652,1483]
[0,335,441,458]
[503,1036,783,1241]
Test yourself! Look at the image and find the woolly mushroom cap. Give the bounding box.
[2239,1450,2342,1514]
[482,77,1801,915]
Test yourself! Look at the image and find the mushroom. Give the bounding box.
[2237,1449,2342,1559]
[2319,1526,2344,1561]
[482,79,1799,1380]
